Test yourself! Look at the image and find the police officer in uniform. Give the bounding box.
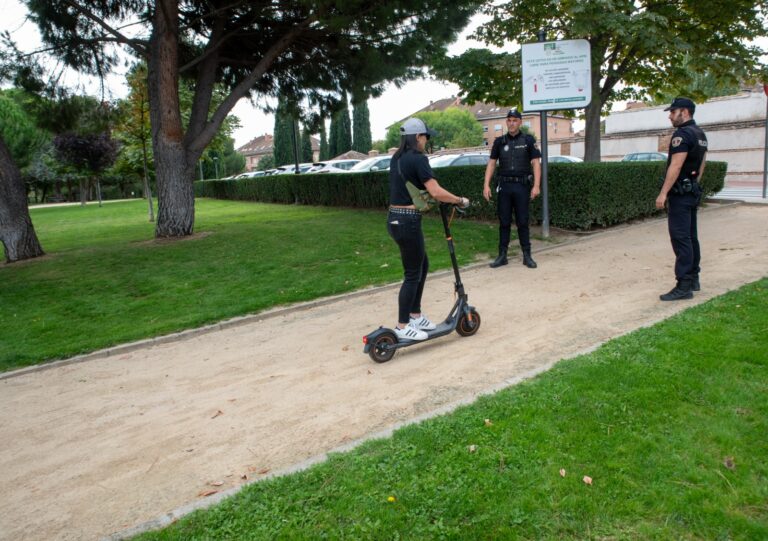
[656,97,708,301]
[484,109,542,268]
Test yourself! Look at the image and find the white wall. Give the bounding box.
[606,91,767,134]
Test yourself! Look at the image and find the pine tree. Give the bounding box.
[352,99,372,154]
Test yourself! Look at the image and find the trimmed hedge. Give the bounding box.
[195,161,726,230]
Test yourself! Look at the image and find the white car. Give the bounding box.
[346,156,392,173]
[235,170,267,179]
[270,163,314,175]
[429,153,490,168]
[548,155,584,163]
[306,159,361,174]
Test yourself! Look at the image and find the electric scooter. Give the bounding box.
[363,202,481,363]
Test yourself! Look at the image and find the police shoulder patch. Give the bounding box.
[671,136,683,148]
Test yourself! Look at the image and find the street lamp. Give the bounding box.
[213,156,219,179]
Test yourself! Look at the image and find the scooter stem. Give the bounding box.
[439,203,465,295]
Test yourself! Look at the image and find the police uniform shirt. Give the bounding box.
[667,119,708,179]
[490,131,541,176]
[389,149,436,206]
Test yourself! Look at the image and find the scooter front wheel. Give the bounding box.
[456,309,481,337]
[368,332,397,363]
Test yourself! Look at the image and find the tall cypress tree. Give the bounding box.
[272,100,294,167]
[352,99,372,154]
[319,121,329,161]
[300,126,313,162]
[334,95,352,156]
[328,114,338,158]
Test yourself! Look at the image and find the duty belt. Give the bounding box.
[497,175,527,183]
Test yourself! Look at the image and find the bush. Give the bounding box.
[195,161,727,230]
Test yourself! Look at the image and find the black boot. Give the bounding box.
[690,273,700,292]
[522,249,537,269]
[660,278,693,301]
[490,249,508,268]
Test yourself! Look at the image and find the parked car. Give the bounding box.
[270,163,314,175]
[621,152,667,162]
[548,155,583,163]
[235,170,266,179]
[428,152,490,168]
[346,156,392,173]
[306,159,361,174]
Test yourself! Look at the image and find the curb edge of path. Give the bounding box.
[2,199,742,383]
[101,304,695,541]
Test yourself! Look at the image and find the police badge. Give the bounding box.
[671,136,682,147]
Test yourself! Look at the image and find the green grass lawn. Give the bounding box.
[0,199,500,371]
[133,278,768,540]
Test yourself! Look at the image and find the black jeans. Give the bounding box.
[387,210,429,324]
[667,193,700,280]
[497,180,531,251]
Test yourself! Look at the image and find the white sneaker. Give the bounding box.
[394,324,428,341]
[409,314,437,331]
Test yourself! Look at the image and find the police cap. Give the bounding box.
[663,97,696,113]
[506,109,523,119]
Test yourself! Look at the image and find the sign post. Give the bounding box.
[763,83,767,199]
[521,38,591,237]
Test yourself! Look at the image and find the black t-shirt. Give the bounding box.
[389,149,436,206]
[667,119,708,180]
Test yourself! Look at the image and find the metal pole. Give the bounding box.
[538,29,550,238]
[213,157,219,179]
[291,119,300,174]
[199,160,204,180]
[763,84,767,198]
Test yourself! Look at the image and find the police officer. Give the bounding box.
[656,97,708,301]
[484,109,542,268]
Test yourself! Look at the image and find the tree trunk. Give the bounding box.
[583,70,603,162]
[141,138,155,222]
[95,178,103,207]
[0,136,44,263]
[79,178,87,206]
[154,143,195,237]
[148,0,195,238]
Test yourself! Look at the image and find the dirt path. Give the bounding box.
[1,203,766,541]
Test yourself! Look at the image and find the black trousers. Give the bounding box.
[667,193,700,280]
[387,210,429,324]
[497,180,531,251]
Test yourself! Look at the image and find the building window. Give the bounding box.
[483,125,488,132]
[494,124,502,131]
[524,121,531,128]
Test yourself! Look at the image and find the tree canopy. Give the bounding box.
[23,0,483,236]
[433,0,768,161]
[384,108,484,150]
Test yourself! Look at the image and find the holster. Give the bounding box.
[671,178,697,196]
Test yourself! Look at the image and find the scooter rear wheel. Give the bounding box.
[456,309,481,337]
[369,332,397,363]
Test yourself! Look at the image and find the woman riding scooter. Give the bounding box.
[387,118,470,341]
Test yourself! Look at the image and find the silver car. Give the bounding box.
[429,153,490,168]
[307,159,362,174]
[346,156,392,173]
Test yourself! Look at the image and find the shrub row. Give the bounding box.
[195,161,726,230]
